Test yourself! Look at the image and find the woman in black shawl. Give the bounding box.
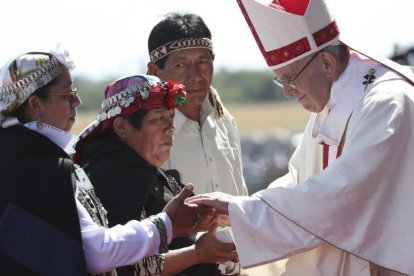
[74,75,237,276]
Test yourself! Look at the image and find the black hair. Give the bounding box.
[148,12,213,69]
[102,108,150,141]
[126,109,149,130]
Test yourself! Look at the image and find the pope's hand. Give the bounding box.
[186,192,234,216]
[163,183,212,238]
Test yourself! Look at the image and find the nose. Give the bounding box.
[165,117,175,136]
[187,64,202,83]
[72,93,82,107]
[166,122,175,136]
[283,86,296,98]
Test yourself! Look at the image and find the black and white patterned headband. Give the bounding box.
[149,38,214,63]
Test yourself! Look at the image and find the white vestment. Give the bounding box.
[229,51,414,275]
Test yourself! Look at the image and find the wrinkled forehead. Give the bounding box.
[273,56,307,77]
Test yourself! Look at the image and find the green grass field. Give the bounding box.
[72,101,310,135]
[226,101,309,134]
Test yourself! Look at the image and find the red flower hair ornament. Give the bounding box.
[153,80,187,109]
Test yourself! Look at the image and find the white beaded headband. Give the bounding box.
[0,56,60,114]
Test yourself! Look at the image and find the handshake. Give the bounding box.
[163,183,234,237]
[163,183,238,269]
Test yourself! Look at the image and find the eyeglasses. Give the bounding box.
[47,89,78,101]
[273,52,320,90]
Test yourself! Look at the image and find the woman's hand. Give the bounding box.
[194,229,238,264]
[163,184,213,238]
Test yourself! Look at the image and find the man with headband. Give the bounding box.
[147,12,248,275]
[147,12,248,197]
[188,0,414,275]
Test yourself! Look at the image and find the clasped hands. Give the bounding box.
[163,183,234,237]
[163,184,238,263]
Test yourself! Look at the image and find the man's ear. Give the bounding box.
[319,51,337,78]
[147,62,159,75]
[112,117,129,139]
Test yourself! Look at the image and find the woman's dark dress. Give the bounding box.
[78,137,220,276]
[0,125,87,275]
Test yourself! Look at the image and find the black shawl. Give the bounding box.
[79,137,219,276]
[0,125,87,275]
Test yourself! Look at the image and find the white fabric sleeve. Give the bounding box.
[76,198,171,274]
[228,195,324,268]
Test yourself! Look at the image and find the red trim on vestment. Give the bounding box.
[237,0,338,67]
[322,133,345,169]
[237,0,269,64]
[337,135,344,157]
[264,38,311,67]
[313,21,340,47]
[323,144,329,169]
[237,0,312,66]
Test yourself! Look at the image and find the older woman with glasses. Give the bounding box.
[0,48,202,275]
[73,74,237,276]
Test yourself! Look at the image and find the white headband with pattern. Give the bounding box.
[149,37,214,63]
[0,45,75,121]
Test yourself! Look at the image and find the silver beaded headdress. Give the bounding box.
[0,54,59,115]
[78,74,186,140]
[0,45,75,122]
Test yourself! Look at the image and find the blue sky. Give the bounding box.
[1,0,413,80]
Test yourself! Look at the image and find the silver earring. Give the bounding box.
[36,117,44,129]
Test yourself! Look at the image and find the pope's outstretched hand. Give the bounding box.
[164,183,212,238]
[186,192,235,216]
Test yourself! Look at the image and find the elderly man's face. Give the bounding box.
[273,54,331,113]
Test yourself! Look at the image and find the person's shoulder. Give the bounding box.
[359,72,414,121]
[2,125,67,158]
[82,138,136,162]
[368,67,414,99]
[81,138,155,181]
[1,124,40,143]
[221,105,235,119]
[215,105,239,128]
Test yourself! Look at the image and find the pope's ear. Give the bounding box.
[112,117,129,139]
[319,51,337,78]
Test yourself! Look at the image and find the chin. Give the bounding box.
[64,124,74,133]
[187,93,208,104]
[301,103,319,113]
[158,155,171,165]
